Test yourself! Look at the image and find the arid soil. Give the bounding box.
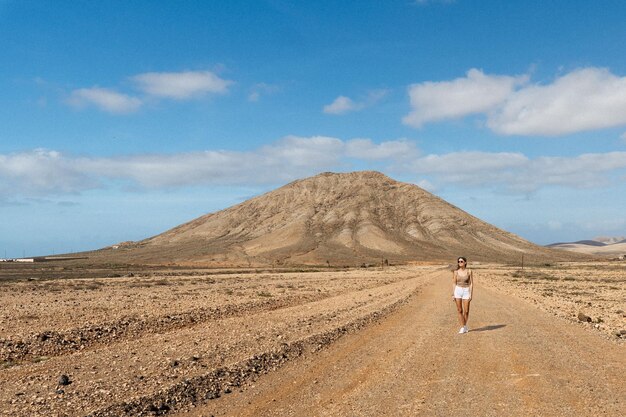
[177,263,625,417]
[1,262,623,416]
[478,262,626,340]
[0,264,437,416]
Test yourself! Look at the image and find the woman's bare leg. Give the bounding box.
[455,298,465,326]
[462,299,471,327]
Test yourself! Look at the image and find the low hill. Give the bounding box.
[547,241,626,257]
[547,240,606,247]
[89,171,582,266]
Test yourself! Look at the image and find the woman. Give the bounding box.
[452,256,473,334]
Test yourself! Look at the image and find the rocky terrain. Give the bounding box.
[478,262,626,340]
[173,263,625,417]
[0,263,439,416]
[1,261,623,416]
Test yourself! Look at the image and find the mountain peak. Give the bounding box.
[93,171,578,265]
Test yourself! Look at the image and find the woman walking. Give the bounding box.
[453,256,473,334]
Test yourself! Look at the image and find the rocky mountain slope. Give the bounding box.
[91,171,581,265]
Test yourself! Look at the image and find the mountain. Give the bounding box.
[547,240,606,247]
[90,171,582,266]
[592,236,626,245]
[547,237,626,257]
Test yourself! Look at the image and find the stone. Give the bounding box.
[577,312,592,322]
[57,374,71,386]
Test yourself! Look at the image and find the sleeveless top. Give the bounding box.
[455,269,471,287]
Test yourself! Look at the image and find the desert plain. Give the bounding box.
[0,260,624,416]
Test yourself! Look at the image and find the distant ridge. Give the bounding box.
[89,171,582,266]
[547,236,626,257]
[593,236,626,245]
[547,240,606,247]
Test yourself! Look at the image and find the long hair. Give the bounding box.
[456,256,467,271]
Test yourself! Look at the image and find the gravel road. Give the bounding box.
[178,271,625,417]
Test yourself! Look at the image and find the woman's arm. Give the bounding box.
[452,270,456,299]
[469,270,474,301]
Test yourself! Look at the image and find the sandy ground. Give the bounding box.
[0,268,408,341]
[0,262,624,416]
[478,262,626,339]
[177,266,625,417]
[0,265,436,416]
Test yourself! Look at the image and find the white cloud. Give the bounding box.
[405,67,626,136]
[488,68,626,135]
[407,150,626,192]
[521,152,626,189]
[0,137,391,194]
[66,87,142,113]
[403,69,527,128]
[408,151,529,187]
[345,138,418,160]
[260,135,345,169]
[0,149,100,195]
[4,141,626,197]
[324,96,362,114]
[132,70,233,99]
[64,70,234,114]
[323,89,388,115]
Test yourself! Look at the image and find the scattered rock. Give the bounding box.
[577,312,592,322]
[58,374,71,386]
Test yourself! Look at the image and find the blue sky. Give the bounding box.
[2,0,626,257]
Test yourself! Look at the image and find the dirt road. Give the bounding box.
[178,271,625,417]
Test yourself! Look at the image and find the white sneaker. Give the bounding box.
[459,327,466,334]
[463,325,469,333]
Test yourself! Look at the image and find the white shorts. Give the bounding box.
[454,286,471,300]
